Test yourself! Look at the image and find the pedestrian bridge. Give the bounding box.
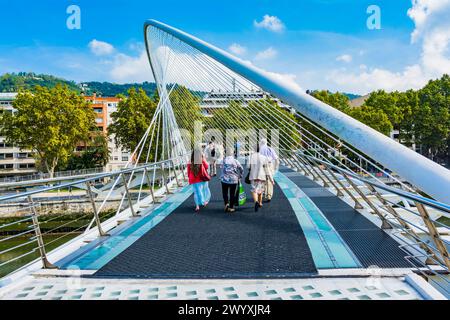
[0,20,449,300]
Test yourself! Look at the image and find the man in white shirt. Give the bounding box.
[205,138,222,177]
[259,138,279,202]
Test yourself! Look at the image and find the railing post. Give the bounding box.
[327,168,363,209]
[121,173,138,217]
[27,196,57,269]
[365,183,441,265]
[180,161,187,182]
[343,174,392,229]
[294,153,318,180]
[85,182,109,237]
[171,160,182,187]
[302,156,329,187]
[415,202,450,269]
[319,164,344,197]
[283,151,304,174]
[144,168,157,203]
[160,163,172,194]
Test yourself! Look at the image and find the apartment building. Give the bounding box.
[83,94,131,171]
[0,93,37,177]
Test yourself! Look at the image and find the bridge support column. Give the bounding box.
[28,196,57,270]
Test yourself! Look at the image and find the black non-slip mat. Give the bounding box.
[283,167,411,268]
[93,169,317,278]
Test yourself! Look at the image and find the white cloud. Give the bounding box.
[255,47,278,61]
[325,0,450,94]
[407,0,450,42]
[254,15,285,33]
[88,39,115,56]
[326,65,426,94]
[109,50,153,83]
[228,43,247,56]
[336,54,352,63]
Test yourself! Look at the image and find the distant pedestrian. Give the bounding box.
[259,138,279,202]
[205,137,221,177]
[187,148,211,213]
[247,145,273,212]
[220,147,244,213]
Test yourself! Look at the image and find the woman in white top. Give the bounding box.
[247,145,274,212]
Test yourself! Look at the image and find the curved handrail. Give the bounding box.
[0,157,185,202]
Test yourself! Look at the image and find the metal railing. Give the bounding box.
[0,156,188,278]
[281,149,450,296]
[0,167,107,185]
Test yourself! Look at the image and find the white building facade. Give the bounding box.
[0,93,37,177]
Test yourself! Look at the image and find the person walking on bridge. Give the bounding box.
[220,147,244,213]
[205,137,221,177]
[188,148,211,213]
[259,138,279,202]
[247,145,273,212]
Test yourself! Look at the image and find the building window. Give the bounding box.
[121,156,129,162]
[0,142,13,148]
[0,164,14,170]
[0,153,14,159]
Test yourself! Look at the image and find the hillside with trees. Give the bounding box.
[80,81,157,97]
[0,72,80,93]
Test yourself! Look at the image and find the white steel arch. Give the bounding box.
[144,19,450,205]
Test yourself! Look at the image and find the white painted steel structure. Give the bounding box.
[144,19,450,205]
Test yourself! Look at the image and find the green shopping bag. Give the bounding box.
[236,181,247,206]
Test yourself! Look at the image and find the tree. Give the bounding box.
[415,75,450,161]
[311,90,351,113]
[170,86,203,136]
[363,90,403,127]
[0,85,95,177]
[349,105,393,136]
[64,133,110,170]
[108,87,158,162]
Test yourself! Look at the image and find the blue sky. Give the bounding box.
[1,0,449,94]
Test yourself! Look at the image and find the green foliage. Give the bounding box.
[312,90,351,113]
[0,72,80,93]
[414,75,450,161]
[349,105,393,136]
[363,90,403,126]
[171,86,203,136]
[311,74,450,165]
[81,81,157,97]
[204,98,301,151]
[0,85,95,176]
[108,87,158,162]
[64,133,110,170]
